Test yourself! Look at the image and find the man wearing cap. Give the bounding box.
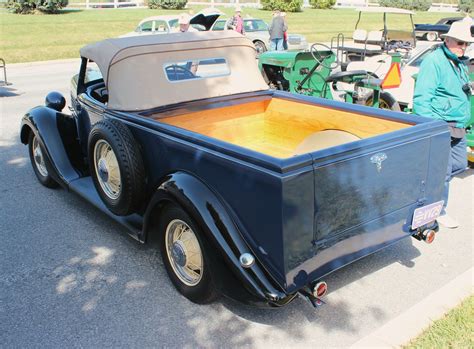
[413,17,473,228]
[227,7,245,34]
[269,9,287,51]
[175,13,197,33]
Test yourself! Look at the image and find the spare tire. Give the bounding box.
[88,119,145,216]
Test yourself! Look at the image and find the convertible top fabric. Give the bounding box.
[80,32,268,111]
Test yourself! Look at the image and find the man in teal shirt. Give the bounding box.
[414,17,473,228]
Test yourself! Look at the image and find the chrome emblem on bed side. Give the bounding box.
[370,153,387,173]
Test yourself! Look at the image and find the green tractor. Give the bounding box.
[258,43,402,111]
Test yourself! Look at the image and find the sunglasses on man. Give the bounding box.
[454,40,469,47]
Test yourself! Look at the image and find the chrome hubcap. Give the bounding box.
[94,140,121,200]
[165,219,203,286]
[32,136,48,177]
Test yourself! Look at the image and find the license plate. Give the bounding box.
[411,200,444,229]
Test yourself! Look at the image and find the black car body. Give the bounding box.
[20,32,449,309]
[415,17,474,41]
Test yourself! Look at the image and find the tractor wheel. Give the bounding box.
[365,91,401,112]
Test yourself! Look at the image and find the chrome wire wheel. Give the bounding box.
[165,219,203,287]
[32,135,48,177]
[254,41,267,55]
[426,32,438,42]
[93,140,121,200]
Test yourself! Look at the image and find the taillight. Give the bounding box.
[422,229,436,244]
[313,281,328,298]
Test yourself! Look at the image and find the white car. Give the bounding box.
[210,18,308,54]
[120,8,223,37]
[346,42,473,110]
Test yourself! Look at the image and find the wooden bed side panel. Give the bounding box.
[266,98,410,139]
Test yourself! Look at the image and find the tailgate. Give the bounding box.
[283,126,449,292]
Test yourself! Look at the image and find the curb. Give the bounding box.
[351,267,473,348]
[7,58,80,68]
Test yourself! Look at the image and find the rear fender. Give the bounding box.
[21,106,81,186]
[142,172,290,305]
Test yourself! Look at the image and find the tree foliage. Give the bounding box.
[309,0,336,9]
[378,0,432,11]
[458,0,473,13]
[7,0,68,14]
[261,0,304,12]
[148,0,187,10]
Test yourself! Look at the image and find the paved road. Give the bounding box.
[1,60,472,348]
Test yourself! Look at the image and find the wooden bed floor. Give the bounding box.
[159,98,410,158]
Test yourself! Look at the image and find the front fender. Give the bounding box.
[21,106,80,186]
[142,172,293,306]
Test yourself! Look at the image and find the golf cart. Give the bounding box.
[333,7,417,65]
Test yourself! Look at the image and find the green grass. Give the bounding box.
[405,294,474,349]
[0,7,457,63]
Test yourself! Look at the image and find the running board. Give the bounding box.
[68,176,144,242]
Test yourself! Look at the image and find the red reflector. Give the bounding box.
[423,230,436,244]
[314,281,328,298]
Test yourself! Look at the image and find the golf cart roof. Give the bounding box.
[355,7,415,15]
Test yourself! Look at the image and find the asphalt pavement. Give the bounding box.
[1,59,472,348]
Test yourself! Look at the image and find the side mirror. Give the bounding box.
[45,91,66,112]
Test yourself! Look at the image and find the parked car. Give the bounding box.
[120,8,223,37]
[210,18,308,54]
[415,17,474,42]
[20,31,448,308]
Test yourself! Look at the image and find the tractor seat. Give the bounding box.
[325,70,368,83]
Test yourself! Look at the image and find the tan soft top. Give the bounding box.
[80,31,269,111]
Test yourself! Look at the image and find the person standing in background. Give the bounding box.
[268,9,287,51]
[228,6,245,34]
[281,12,288,50]
[175,13,197,33]
[413,17,473,228]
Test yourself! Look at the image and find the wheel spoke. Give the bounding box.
[184,265,201,278]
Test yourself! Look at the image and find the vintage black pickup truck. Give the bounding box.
[21,32,449,308]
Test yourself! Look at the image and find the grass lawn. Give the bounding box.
[0,7,455,63]
[405,294,474,348]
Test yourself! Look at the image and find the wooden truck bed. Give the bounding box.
[158,98,411,158]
